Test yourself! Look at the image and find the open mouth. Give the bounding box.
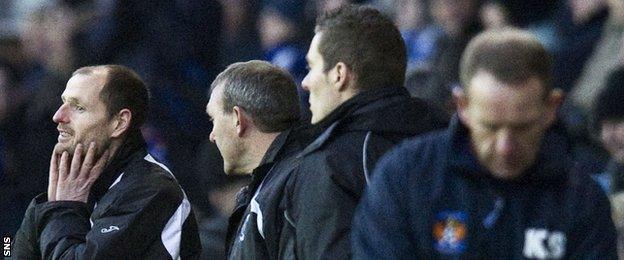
[57,129,72,142]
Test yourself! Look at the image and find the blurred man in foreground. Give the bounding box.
[352,29,618,259]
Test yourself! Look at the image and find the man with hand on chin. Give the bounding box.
[14,65,201,259]
[47,142,110,204]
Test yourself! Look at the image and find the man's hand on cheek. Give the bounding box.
[53,142,110,203]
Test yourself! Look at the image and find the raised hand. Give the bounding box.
[53,142,110,203]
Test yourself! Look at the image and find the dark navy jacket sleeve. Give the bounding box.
[351,146,417,260]
[35,181,184,259]
[567,179,618,259]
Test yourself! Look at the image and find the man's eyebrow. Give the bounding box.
[61,96,82,106]
[61,95,73,102]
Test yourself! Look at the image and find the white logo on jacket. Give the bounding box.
[523,228,566,259]
[101,226,120,234]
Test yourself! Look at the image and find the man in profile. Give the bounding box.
[14,65,200,259]
[206,60,313,259]
[352,29,617,258]
[283,5,445,258]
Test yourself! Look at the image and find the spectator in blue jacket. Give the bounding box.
[352,28,618,259]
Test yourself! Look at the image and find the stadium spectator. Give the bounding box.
[282,5,446,258]
[13,65,201,259]
[553,0,609,92]
[352,28,618,259]
[258,0,311,120]
[424,0,482,118]
[593,66,624,194]
[570,0,624,117]
[391,0,444,74]
[594,66,624,258]
[206,60,314,259]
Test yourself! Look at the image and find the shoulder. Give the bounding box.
[298,128,367,172]
[110,154,185,204]
[380,129,449,168]
[566,169,612,209]
[370,129,450,194]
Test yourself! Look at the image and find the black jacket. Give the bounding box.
[13,131,201,259]
[225,124,316,260]
[352,116,618,259]
[283,86,446,259]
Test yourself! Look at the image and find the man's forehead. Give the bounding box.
[307,33,323,60]
[67,71,107,90]
[63,72,107,101]
[207,85,224,112]
[468,72,544,102]
[468,73,546,121]
[210,84,224,100]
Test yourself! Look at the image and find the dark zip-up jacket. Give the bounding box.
[282,86,447,259]
[225,124,316,260]
[352,116,618,259]
[13,131,201,259]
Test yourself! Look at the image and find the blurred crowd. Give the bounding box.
[0,0,623,258]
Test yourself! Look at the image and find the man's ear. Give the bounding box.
[111,109,132,138]
[332,62,351,92]
[453,86,470,124]
[544,88,564,127]
[233,106,248,137]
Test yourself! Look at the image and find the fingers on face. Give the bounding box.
[80,142,97,179]
[70,143,85,178]
[49,151,59,185]
[59,151,70,180]
[48,150,60,201]
[50,149,59,174]
[57,142,109,184]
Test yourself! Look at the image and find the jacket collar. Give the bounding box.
[447,115,572,185]
[89,129,147,205]
[302,86,436,156]
[258,128,292,167]
[313,86,409,131]
[250,124,313,194]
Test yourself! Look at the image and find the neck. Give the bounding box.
[338,85,360,107]
[104,139,123,165]
[104,130,143,168]
[240,131,281,175]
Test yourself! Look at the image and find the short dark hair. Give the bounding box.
[73,65,150,131]
[315,4,406,91]
[595,66,624,123]
[210,60,300,132]
[460,28,553,94]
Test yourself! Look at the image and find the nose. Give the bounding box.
[52,104,69,124]
[301,74,310,91]
[496,130,516,158]
[209,130,216,144]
